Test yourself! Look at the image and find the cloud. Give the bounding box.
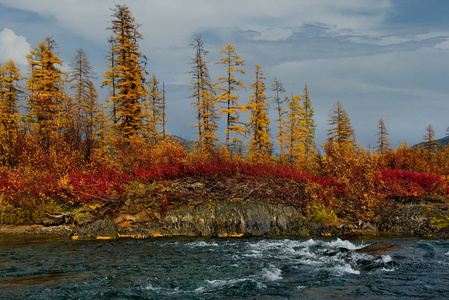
[435,38,449,49]
[349,31,449,46]
[1,0,447,147]
[0,28,30,66]
[269,45,449,146]
[245,27,293,41]
[0,0,392,46]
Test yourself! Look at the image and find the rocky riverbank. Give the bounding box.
[2,200,449,240]
[72,200,449,239]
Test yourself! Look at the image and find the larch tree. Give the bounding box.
[161,82,167,140]
[0,60,24,166]
[375,118,391,154]
[102,4,146,142]
[69,48,100,161]
[201,87,219,154]
[283,88,315,166]
[189,34,218,154]
[423,124,438,153]
[301,84,316,160]
[246,65,272,163]
[215,43,246,152]
[144,74,164,144]
[93,102,109,148]
[26,37,67,150]
[284,95,305,164]
[102,36,118,126]
[271,77,287,157]
[327,101,355,145]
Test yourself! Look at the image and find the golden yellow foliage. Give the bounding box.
[246,65,273,163]
[189,35,218,155]
[215,44,246,151]
[327,101,355,145]
[0,60,24,166]
[102,5,146,142]
[26,37,67,150]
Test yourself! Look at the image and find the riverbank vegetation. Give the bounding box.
[1,5,448,226]
[1,138,448,225]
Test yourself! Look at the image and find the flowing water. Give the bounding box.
[0,235,449,299]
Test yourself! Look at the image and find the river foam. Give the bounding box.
[4,237,446,299]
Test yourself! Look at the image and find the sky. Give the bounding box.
[1,0,449,150]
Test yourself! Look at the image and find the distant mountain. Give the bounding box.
[168,135,196,151]
[413,135,449,148]
[436,136,449,146]
[169,135,245,155]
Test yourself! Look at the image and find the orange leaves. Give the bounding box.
[316,141,449,219]
[113,138,188,171]
[377,143,448,175]
[1,132,449,223]
[114,136,153,171]
[320,142,385,218]
[152,140,188,166]
[0,139,85,207]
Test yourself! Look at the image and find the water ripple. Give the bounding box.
[0,237,448,298]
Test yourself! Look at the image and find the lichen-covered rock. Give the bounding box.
[378,204,449,236]
[73,220,118,240]
[42,217,65,227]
[147,201,307,237]
[0,225,72,236]
[306,223,353,236]
[117,224,153,239]
[67,202,449,240]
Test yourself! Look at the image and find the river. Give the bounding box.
[0,235,448,299]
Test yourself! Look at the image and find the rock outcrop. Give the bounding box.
[72,201,360,239]
[377,204,449,237]
[73,220,118,240]
[147,201,308,237]
[74,201,317,239]
[4,199,449,240]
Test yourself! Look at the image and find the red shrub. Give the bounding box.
[68,168,131,204]
[133,163,186,182]
[379,169,447,198]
